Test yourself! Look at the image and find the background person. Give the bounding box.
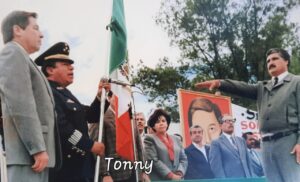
[135,112,147,142]
[242,132,264,177]
[144,109,188,181]
[184,125,214,180]
[209,115,252,178]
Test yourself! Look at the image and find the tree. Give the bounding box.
[133,0,300,120]
[133,58,191,122]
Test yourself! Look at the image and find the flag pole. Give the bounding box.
[94,0,113,181]
[130,93,140,182]
[94,88,107,182]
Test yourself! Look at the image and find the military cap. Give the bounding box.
[147,109,171,129]
[35,42,74,66]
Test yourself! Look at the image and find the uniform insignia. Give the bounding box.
[67,99,75,103]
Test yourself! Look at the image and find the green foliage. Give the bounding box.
[133,58,191,122]
[132,0,300,121]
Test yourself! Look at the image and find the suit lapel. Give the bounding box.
[220,134,239,157]
[263,80,273,92]
[60,88,80,104]
[205,145,210,160]
[264,73,293,91]
[234,137,245,159]
[50,81,80,104]
[250,150,261,166]
[172,136,179,165]
[11,42,55,105]
[30,59,55,104]
[190,144,207,161]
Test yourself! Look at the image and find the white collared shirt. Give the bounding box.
[222,132,236,146]
[272,71,288,85]
[223,132,232,142]
[192,142,208,161]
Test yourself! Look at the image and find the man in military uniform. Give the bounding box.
[35,42,108,182]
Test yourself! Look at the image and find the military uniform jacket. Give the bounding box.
[220,73,300,143]
[49,81,108,181]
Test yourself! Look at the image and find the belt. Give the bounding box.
[262,130,297,142]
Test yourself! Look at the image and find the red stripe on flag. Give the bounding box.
[114,95,134,161]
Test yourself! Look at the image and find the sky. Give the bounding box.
[1,0,300,127]
[0,0,182,120]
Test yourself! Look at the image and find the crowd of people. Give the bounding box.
[1,10,300,182]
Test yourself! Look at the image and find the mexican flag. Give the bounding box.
[108,0,134,161]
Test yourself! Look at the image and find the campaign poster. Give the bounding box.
[177,89,231,147]
[232,104,260,139]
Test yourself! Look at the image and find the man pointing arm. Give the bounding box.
[195,48,300,182]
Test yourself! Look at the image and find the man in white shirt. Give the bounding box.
[196,48,300,182]
[184,125,214,179]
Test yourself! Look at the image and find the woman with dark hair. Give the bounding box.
[188,98,222,145]
[144,109,188,181]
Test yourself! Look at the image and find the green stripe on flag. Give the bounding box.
[109,0,127,74]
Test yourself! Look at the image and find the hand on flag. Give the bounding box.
[91,142,105,157]
[97,79,111,99]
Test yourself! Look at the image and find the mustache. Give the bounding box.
[268,64,276,70]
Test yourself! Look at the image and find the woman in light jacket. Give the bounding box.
[144,109,188,181]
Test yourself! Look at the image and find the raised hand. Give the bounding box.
[195,80,221,91]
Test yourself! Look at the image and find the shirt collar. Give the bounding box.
[222,132,233,141]
[192,142,205,150]
[272,71,288,83]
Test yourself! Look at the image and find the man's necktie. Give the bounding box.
[230,137,237,150]
[274,77,278,86]
[250,149,260,163]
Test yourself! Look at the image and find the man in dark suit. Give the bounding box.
[209,115,252,178]
[196,48,300,182]
[0,11,61,182]
[35,42,106,182]
[184,125,214,179]
[242,132,264,177]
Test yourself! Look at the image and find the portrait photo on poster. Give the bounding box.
[177,89,232,147]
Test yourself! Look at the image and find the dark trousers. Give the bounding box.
[115,172,136,182]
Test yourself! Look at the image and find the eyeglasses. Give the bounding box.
[222,119,236,123]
